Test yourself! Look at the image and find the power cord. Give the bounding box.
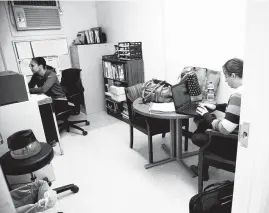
[57,1,63,15]
[7,1,16,28]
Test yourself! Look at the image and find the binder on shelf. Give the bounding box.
[89,30,95,43]
[85,30,90,44]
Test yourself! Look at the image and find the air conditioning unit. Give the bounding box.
[11,1,61,31]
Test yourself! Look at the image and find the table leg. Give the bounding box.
[176,119,198,177]
[145,119,176,169]
[161,119,177,158]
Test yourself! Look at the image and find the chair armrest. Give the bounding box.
[56,109,72,118]
[205,129,238,140]
[67,93,80,102]
[201,129,238,156]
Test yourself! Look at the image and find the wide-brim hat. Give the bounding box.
[7,129,42,160]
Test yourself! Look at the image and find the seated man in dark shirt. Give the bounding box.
[28,57,68,114]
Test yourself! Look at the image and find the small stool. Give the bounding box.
[0,142,54,189]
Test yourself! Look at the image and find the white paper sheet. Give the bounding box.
[31,38,68,57]
[15,41,33,59]
[19,58,32,76]
[149,102,175,113]
[46,56,60,74]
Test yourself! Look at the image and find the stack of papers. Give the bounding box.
[149,102,175,114]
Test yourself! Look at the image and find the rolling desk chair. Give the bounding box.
[57,68,90,136]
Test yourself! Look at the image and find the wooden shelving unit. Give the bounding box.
[102,54,144,123]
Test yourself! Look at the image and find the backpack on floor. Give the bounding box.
[189,181,234,213]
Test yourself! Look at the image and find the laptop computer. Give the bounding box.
[171,82,200,116]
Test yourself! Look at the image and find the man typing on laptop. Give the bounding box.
[190,58,243,180]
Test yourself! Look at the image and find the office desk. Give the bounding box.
[29,94,63,155]
[133,98,198,176]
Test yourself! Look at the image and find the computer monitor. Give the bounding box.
[0,71,29,106]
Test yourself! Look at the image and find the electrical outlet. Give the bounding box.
[239,122,250,148]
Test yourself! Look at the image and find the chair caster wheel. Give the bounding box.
[85,121,90,125]
[83,131,88,136]
[71,185,79,193]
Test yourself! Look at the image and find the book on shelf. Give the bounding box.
[122,109,129,116]
[123,102,128,110]
[89,30,95,43]
[121,112,129,120]
[85,30,90,44]
[103,61,126,81]
[149,102,175,114]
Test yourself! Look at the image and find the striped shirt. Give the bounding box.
[212,86,242,134]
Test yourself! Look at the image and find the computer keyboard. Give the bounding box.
[178,102,199,113]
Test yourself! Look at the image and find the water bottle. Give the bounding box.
[206,82,215,103]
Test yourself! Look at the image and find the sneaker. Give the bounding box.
[190,165,209,181]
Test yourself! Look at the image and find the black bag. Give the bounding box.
[189,181,234,213]
[141,79,172,103]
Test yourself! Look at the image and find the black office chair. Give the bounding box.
[198,129,238,193]
[57,68,90,136]
[125,84,189,166]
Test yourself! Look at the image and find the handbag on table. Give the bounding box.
[141,79,172,103]
[179,71,203,102]
[179,66,221,101]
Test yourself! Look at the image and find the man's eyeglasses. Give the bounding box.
[223,72,229,78]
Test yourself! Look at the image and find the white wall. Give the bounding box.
[163,0,246,103]
[95,0,166,81]
[0,1,98,72]
[96,0,246,103]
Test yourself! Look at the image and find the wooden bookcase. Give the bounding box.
[102,55,144,123]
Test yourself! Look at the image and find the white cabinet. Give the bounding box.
[70,43,115,115]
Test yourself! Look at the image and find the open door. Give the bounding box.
[232,0,269,212]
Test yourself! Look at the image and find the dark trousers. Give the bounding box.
[191,122,211,174]
[52,100,69,115]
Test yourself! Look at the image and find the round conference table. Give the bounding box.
[133,98,198,177]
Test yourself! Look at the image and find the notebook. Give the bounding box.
[171,82,200,116]
[149,102,175,114]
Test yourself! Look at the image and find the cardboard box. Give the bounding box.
[110,85,125,95]
[111,94,126,102]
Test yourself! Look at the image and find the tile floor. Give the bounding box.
[51,111,234,213]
